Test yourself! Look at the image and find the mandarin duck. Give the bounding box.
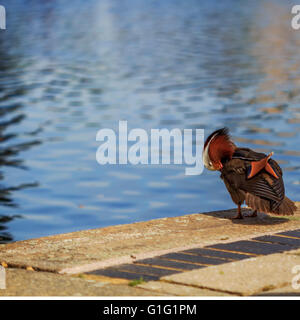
[203,128,297,219]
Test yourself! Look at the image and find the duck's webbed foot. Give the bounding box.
[244,210,258,218]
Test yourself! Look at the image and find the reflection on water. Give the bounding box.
[0,0,299,242]
[0,49,40,242]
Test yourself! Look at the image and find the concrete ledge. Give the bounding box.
[0,203,299,296]
[0,204,299,274]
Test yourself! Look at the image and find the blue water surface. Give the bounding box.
[0,0,299,242]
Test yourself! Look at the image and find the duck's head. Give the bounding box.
[202,127,236,171]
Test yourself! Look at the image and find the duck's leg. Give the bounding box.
[232,203,243,219]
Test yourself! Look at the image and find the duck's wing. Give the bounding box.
[222,149,285,212]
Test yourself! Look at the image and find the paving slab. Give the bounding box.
[86,263,181,281]
[138,281,234,296]
[253,235,300,247]
[207,240,292,255]
[135,257,207,271]
[86,268,159,282]
[181,248,250,261]
[114,263,181,277]
[158,252,227,265]
[0,203,299,274]
[161,249,300,296]
[0,268,165,296]
[277,229,300,238]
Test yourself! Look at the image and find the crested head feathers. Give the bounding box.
[203,127,236,171]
